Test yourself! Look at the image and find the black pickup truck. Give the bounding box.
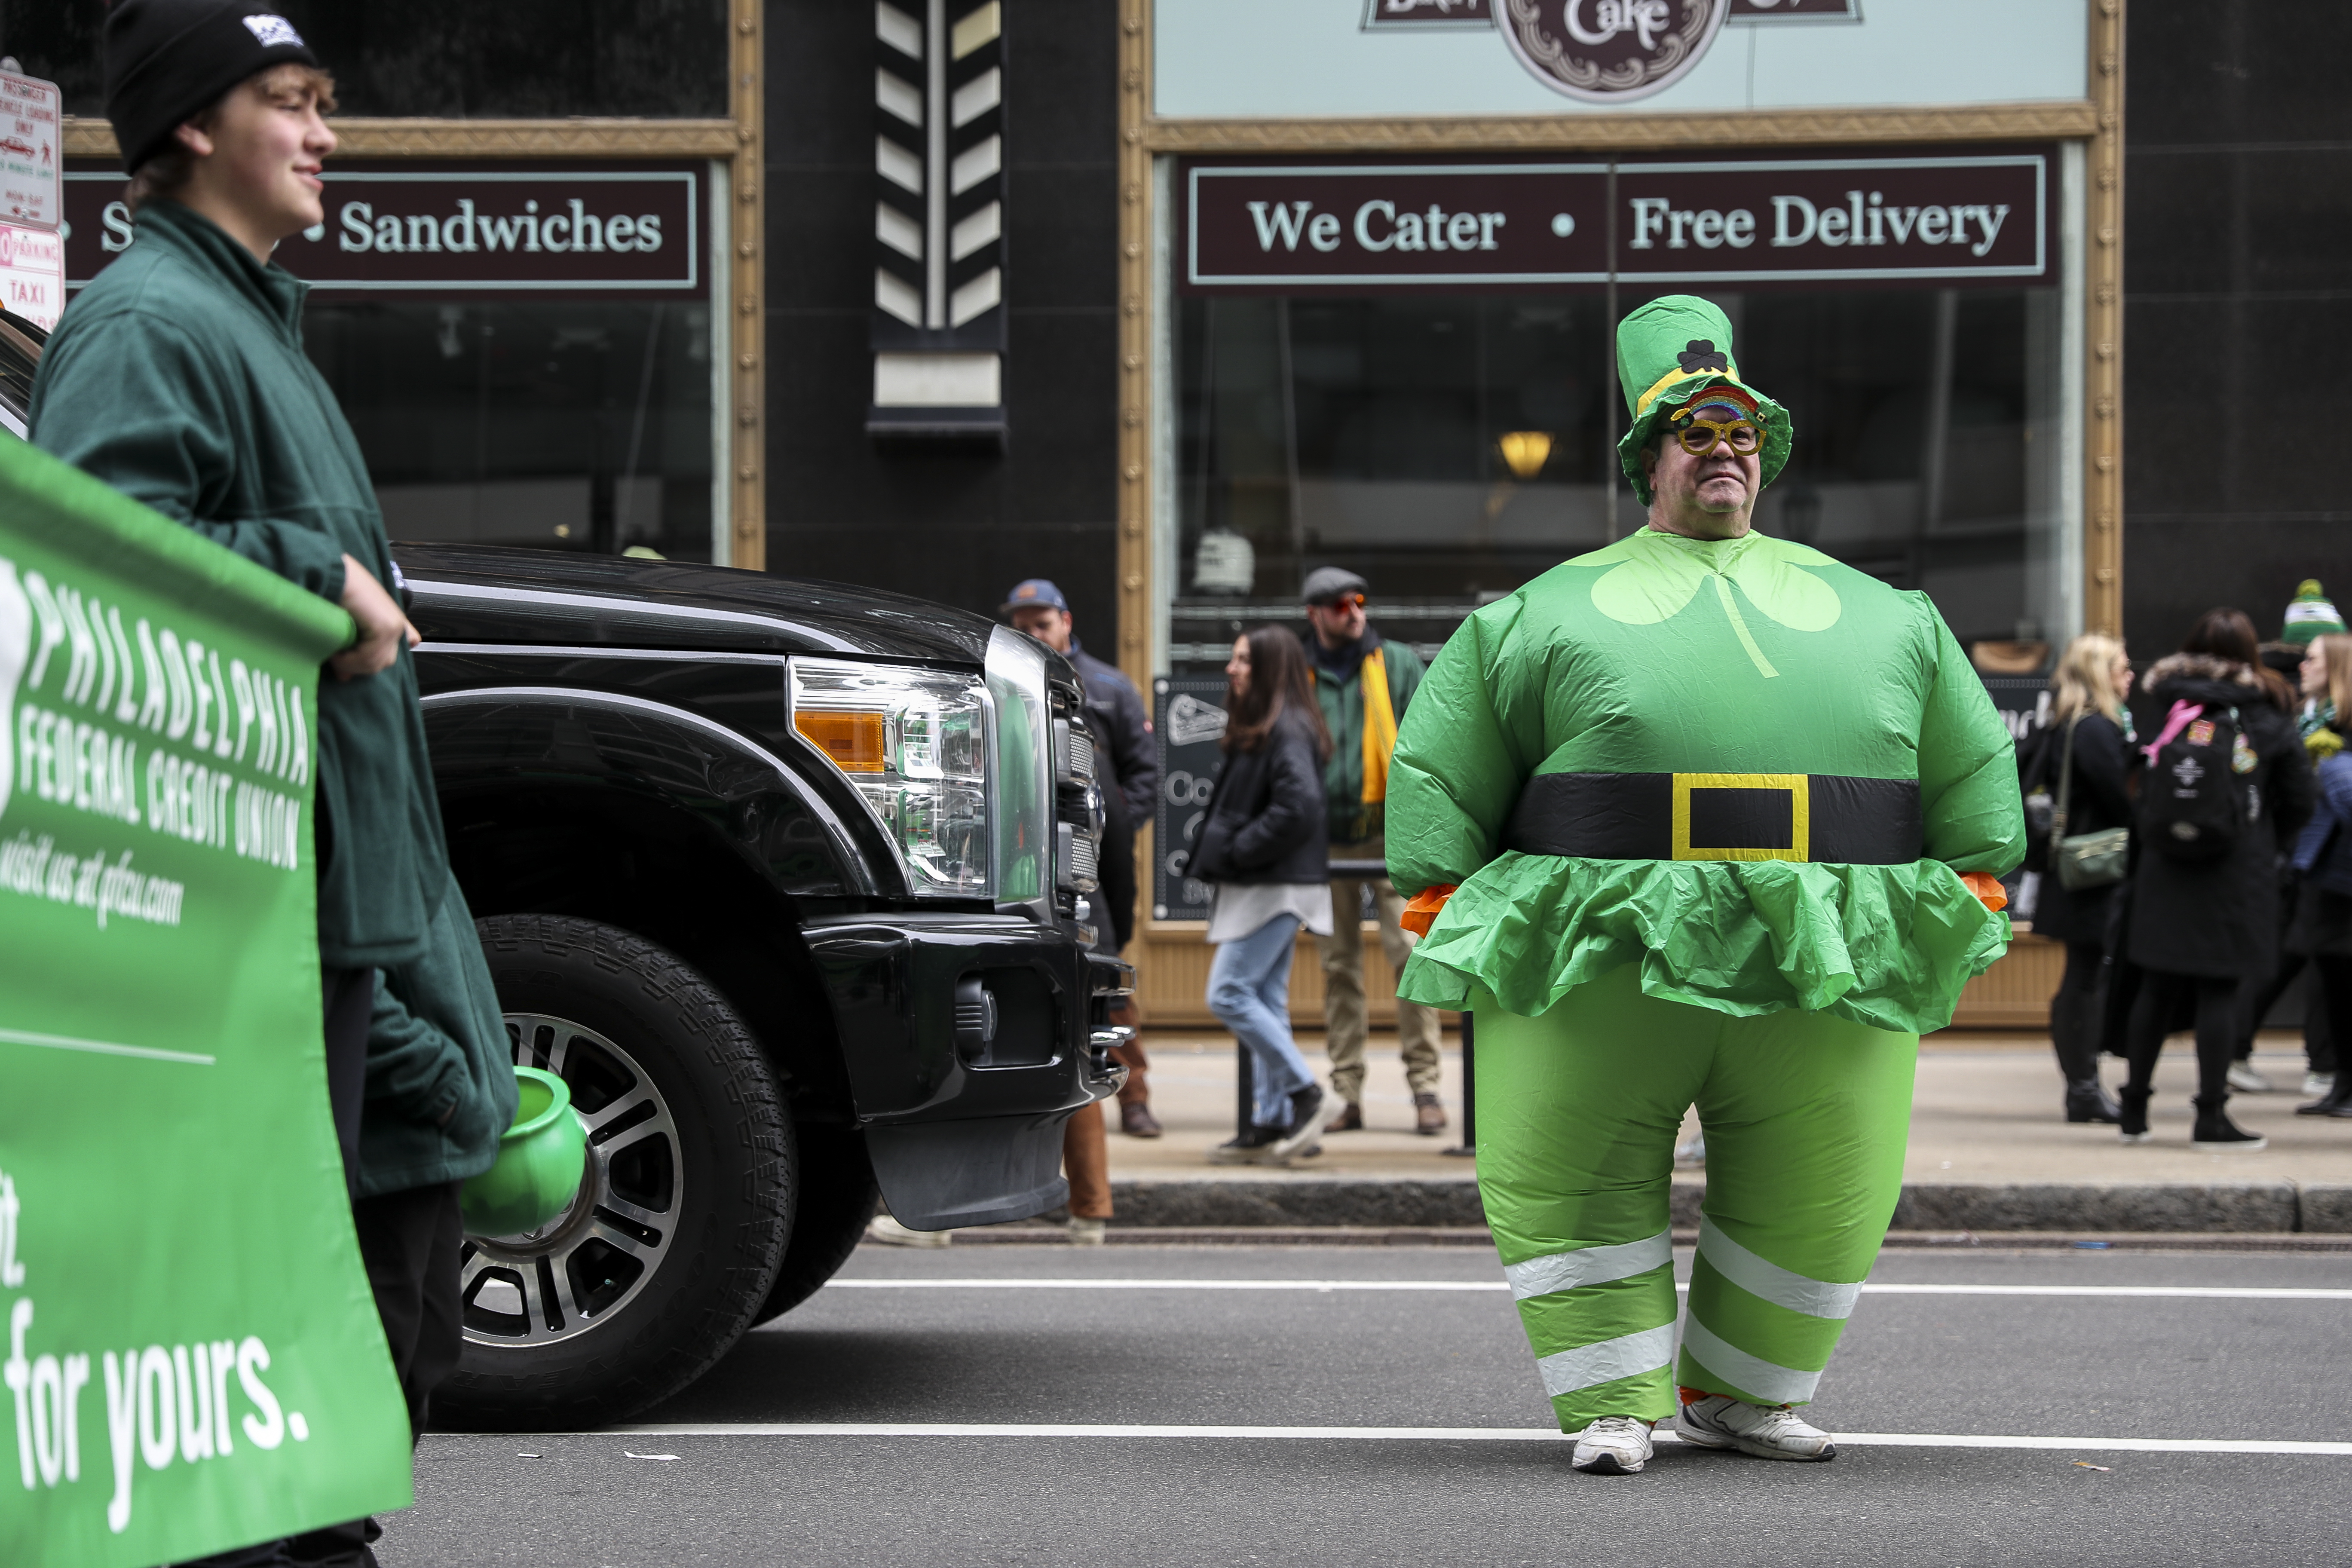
[396,544,1126,1428]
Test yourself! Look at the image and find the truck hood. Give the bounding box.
[393,542,1001,665]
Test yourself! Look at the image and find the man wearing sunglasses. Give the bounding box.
[1384,296,2021,1477]
[1298,566,1444,1136]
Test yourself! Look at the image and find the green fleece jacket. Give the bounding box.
[30,200,446,972]
[1309,628,1426,845]
[31,203,509,1193]
[361,870,518,1198]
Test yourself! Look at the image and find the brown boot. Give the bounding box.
[1327,1100,1363,1132]
[1119,1102,1163,1138]
[1414,1093,1448,1136]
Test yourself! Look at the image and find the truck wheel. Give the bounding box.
[435,916,792,1430]
[754,1124,879,1324]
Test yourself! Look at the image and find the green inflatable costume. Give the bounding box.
[1387,297,2023,1437]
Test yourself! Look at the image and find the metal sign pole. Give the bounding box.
[1444,1013,1475,1158]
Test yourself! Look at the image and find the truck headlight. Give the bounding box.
[789,659,990,897]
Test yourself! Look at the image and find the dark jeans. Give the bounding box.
[2233,949,2337,1073]
[2314,954,2352,1072]
[2124,970,2242,1105]
[282,1181,466,1567]
[2050,940,2106,1082]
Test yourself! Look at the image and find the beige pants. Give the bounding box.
[1317,838,1442,1105]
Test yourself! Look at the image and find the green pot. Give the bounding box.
[459,1066,588,1238]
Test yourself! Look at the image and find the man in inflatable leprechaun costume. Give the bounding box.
[1387,297,2023,1476]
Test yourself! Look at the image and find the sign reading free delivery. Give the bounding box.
[1182,149,2053,292]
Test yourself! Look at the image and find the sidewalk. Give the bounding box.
[1092,1029,2352,1232]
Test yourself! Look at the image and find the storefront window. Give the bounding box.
[1167,153,2074,675]
[309,299,715,561]
[62,160,724,563]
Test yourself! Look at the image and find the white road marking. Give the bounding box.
[826,1279,2352,1301]
[459,1423,2352,1457]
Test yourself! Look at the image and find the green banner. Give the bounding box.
[0,439,414,1565]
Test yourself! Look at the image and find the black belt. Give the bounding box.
[1504,772,1923,866]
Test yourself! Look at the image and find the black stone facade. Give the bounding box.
[762,1,1119,637]
[2123,5,2352,655]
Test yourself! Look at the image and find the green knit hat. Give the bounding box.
[2282,579,2346,647]
[1615,295,1793,507]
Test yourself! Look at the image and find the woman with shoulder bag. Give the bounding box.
[2033,634,2135,1123]
[2117,610,2315,1149]
[2291,632,2352,1118]
[1190,627,1346,1164]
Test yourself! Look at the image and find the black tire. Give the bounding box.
[754,1124,879,1324]
[436,916,792,1430]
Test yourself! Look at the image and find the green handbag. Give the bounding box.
[2051,716,2129,891]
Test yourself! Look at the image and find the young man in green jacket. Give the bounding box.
[1387,298,2021,1476]
[31,4,513,1560]
[1299,567,1446,1134]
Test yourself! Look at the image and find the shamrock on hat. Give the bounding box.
[1614,296,1794,508]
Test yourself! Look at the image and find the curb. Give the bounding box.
[1102,1178,2352,1234]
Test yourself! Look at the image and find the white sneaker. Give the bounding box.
[1570,1415,1655,1475]
[866,1214,952,1248]
[2226,1062,2273,1094]
[2305,1072,2335,1097]
[1066,1216,1107,1246]
[1268,1087,1343,1164]
[1677,1395,1837,1461]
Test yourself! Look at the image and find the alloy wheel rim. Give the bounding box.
[460,1012,684,1348]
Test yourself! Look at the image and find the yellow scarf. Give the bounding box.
[1360,646,1396,806]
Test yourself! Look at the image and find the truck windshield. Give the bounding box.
[985,626,1052,907]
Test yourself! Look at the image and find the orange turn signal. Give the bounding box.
[795,708,888,773]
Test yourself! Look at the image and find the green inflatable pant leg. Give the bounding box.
[1472,965,1715,1430]
[1677,1003,1917,1407]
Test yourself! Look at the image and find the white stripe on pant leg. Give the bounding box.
[1695,1218,1864,1321]
[1534,1325,1677,1399]
[1504,1231,1673,1302]
[1676,1313,1823,1406]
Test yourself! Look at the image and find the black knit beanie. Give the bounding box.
[104,1,321,175]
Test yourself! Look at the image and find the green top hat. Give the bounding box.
[1615,295,1793,507]
[2282,579,2346,647]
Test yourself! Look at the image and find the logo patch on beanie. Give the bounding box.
[242,14,306,48]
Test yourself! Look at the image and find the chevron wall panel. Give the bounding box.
[870,0,1007,438]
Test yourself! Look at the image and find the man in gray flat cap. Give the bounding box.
[1299,567,1445,1135]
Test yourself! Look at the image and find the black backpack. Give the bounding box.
[2138,704,2255,861]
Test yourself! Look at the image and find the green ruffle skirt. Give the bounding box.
[1396,853,2009,1035]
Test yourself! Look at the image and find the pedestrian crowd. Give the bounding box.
[2021,584,2352,1145]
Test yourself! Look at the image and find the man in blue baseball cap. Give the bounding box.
[1002,581,1159,1238]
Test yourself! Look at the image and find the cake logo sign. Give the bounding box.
[1500,0,1730,102]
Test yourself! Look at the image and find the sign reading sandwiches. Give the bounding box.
[1182,150,2052,292]
[62,162,704,298]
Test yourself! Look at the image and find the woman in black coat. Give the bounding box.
[1189,625,1342,1164]
[2119,609,2315,1149]
[2033,633,2135,1123]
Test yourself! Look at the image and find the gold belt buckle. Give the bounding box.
[1671,772,1810,863]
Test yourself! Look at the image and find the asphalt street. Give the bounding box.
[389,1245,2352,1566]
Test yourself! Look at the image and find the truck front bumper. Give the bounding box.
[801,913,1131,1230]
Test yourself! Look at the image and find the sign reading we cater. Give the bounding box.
[64,161,705,296]
[1183,149,2054,291]
[0,441,410,1565]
